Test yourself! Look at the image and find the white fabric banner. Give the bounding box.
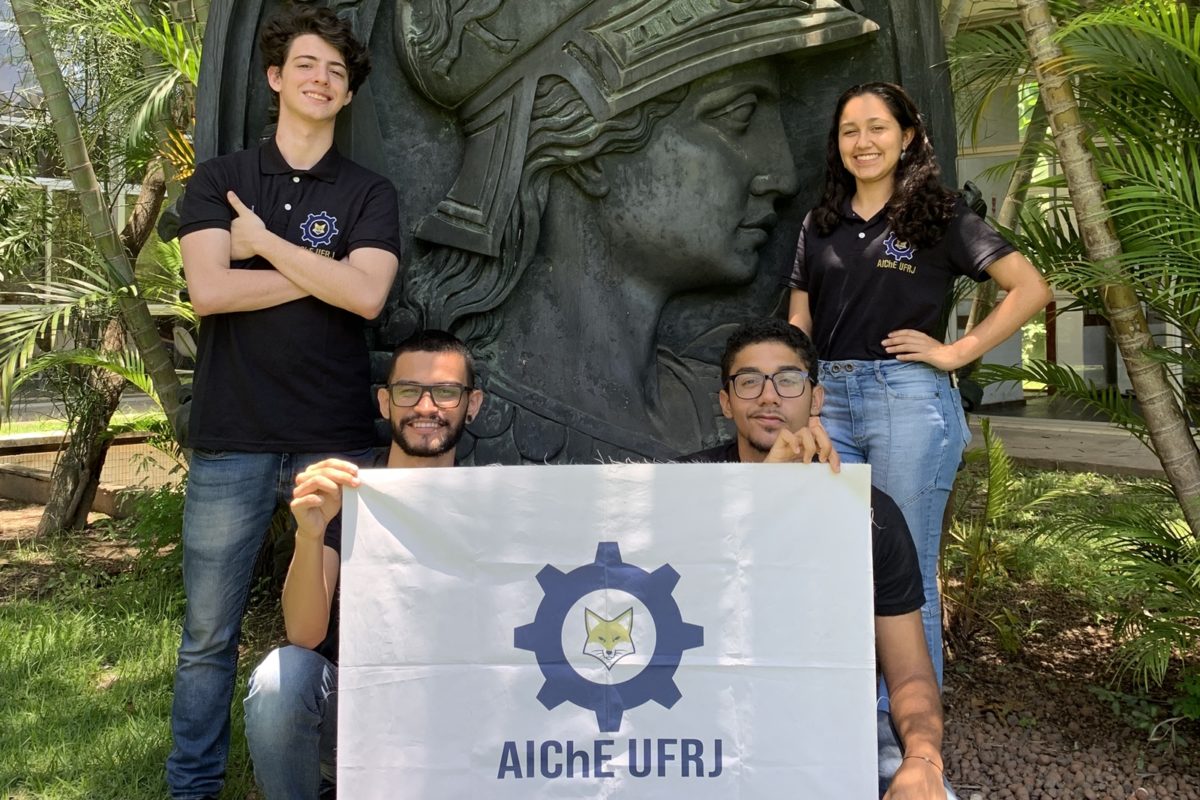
[340,462,877,798]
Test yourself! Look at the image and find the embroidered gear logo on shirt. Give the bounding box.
[878,231,918,274]
[514,542,704,732]
[300,211,339,248]
[883,231,916,262]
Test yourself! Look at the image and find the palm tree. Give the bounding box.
[6,0,197,531]
[1020,0,1200,529]
[955,0,1200,685]
[11,0,184,424]
[955,0,1200,529]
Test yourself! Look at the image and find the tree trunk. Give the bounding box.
[942,0,972,42]
[964,102,1049,337]
[1017,0,1200,535]
[171,0,208,32]
[36,164,168,535]
[123,161,168,258]
[12,1,185,439]
[996,102,1048,233]
[36,318,125,535]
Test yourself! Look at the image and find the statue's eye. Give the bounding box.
[708,93,758,133]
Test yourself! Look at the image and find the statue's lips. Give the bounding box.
[738,212,779,245]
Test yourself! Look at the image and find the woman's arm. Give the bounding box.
[882,252,1051,371]
[787,288,814,336]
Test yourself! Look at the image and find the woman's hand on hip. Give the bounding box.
[883,329,964,371]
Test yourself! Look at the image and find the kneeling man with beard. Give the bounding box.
[242,329,482,799]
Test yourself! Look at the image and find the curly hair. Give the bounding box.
[720,318,819,386]
[259,4,372,93]
[812,82,956,249]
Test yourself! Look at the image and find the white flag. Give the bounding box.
[339,462,878,798]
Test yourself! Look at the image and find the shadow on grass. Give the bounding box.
[0,534,279,800]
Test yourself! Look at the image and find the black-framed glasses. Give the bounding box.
[726,369,812,400]
[386,382,470,408]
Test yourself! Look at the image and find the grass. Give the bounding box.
[0,419,78,436]
[0,411,167,437]
[948,463,1173,607]
[0,499,281,800]
[0,464,1186,798]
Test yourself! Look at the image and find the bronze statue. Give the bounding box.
[193,0,954,463]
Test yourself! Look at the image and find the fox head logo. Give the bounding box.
[300,211,339,248]
[883,231,917,262]
[583,607,636,669]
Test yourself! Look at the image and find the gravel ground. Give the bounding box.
[943,588,1199,800]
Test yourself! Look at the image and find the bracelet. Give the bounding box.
[903,755,943,773]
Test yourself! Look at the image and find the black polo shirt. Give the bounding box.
[786,198,1015,361]
[178,139,401,452]
[679,442,924,617]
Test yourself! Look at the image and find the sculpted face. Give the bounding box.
[593,60,800,291]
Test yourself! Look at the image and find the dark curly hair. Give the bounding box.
[259,4,372,94]
[813,82,956,249]
[720,318,819,386]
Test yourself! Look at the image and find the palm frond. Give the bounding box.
[980,418,1015,522]
[0,262,126,410]
[65,1,200,83]
[121,68,191,147]
[138,239,196,324]
[13,346,158,405]
[948,23,1031,147]
[1054,501,1200,687]
[161,129,195,182]
[1100,145,1200,259]
[1056,0,1200,127]
[55,2,200,151]
[975,360,1150,444]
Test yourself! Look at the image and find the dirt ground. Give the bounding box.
[1,499,1197,799]
[943,584,1199,799]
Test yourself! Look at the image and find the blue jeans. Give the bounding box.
[878,710,958,798]
[166,448,369,799]
[244,646,338,799]
[819,360,969,690]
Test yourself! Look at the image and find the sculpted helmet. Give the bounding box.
[395,0,877,257]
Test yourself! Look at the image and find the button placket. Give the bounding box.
[284,173,302,214]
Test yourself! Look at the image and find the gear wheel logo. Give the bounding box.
[299,211,339,248]
[514,542,704,733]
[883,231,916,262]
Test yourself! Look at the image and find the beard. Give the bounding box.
[746,433,775,455]
[391,412,468,458]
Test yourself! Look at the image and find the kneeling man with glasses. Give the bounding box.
[242,329,482,800]
[680,318,955,800]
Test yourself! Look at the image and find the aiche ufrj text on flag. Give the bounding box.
[339,462,877,797]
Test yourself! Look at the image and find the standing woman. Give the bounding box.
[787,82,1051,687]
